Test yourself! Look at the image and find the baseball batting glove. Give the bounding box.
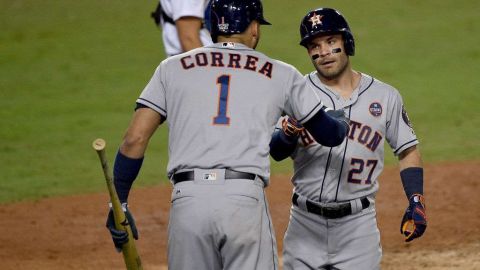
[106,203,138,252]
[282,117,304,138]
[400,194,427,242]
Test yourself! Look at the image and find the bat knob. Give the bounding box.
[92,138,106,151]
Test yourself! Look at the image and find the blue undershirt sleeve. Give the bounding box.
[400,167,424,199]
[302,108,348,147]
[113,150,144,203]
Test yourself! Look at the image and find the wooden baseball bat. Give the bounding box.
[92,138,143,270]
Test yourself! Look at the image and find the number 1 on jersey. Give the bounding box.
[213,75,231,125]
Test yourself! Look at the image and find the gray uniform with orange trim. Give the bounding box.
[136,42,324,270]
[280,72,418,270]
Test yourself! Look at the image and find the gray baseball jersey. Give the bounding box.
[137,43,323,184]
[287,72,418,202]
[281,71,418,270]
[136,42,324,270]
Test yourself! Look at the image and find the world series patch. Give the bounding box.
[369,102,382,117]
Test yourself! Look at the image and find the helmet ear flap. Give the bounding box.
[343,31,355,56]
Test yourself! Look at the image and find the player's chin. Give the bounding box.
[317,66,340,79]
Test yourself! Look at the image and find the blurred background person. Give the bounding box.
[151,0,213,56]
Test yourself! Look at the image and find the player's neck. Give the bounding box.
[318,68,361,99]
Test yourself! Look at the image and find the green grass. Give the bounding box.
[1,0,478,203]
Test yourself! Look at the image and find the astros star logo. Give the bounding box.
[310,14,323,27]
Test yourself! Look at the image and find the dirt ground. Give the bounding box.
[1,160,479,270]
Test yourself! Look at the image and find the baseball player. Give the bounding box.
[151,0,213,56]
[105,1,349,270]
[269,8,427,270]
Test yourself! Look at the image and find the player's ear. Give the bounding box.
[245,21,257,37]
[249,21,260,47]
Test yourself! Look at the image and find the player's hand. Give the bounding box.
[325,108,350,130]
[400,194,427,242]
[282,117,304,138]
[106,203,139,252]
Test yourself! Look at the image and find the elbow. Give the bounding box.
[121,132,149,155]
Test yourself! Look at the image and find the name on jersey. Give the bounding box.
[300,120,383,152]
[180,52,273,78]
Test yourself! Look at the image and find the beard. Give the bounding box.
[314,56,349,80]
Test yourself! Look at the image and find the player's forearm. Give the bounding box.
[302,108,348,147]
[269,129,297,161]
[398,146,422,170]
[114,108,162,202]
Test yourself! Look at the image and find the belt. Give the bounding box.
[292,193,370,219]
[172,169,257,184]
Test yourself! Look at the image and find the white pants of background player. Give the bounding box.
[283,201,381,270]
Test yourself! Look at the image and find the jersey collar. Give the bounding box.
[309,72,372,108]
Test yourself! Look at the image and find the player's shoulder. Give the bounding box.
[268,57,301,72]
[362,73,401,96]
[160,47,205,65]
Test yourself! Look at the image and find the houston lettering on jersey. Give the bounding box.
[180,52,273,78]
[300,119,383,152]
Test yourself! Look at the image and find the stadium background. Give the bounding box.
[1,0,479,269]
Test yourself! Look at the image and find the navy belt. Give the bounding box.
[292,193,370,219]
[172,169,257,184]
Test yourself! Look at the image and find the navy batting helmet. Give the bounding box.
[299,8,355,56]
[209,0,271,42]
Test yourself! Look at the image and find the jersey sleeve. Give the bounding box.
[171,0,207,21]
[283,67,323,124]
[136,63,168,118]
[385,89,418,155]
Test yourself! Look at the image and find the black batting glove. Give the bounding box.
[106,203,138,252]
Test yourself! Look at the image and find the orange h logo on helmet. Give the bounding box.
[309,14,323,27]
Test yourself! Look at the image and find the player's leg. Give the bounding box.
[220,178,279,270]
[283,206,329,270]
[329,205,382,270]
[167,181,223,270]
